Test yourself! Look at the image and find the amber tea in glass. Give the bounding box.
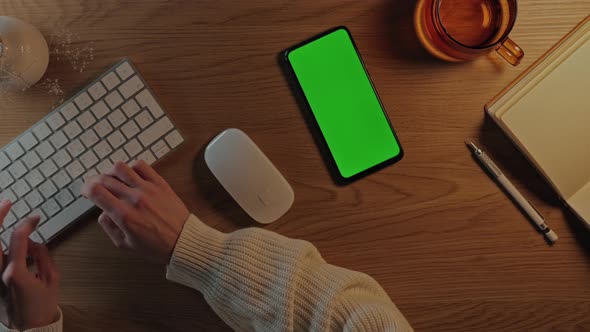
[414,0,524,65]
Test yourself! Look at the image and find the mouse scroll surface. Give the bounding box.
[205,129,294,224]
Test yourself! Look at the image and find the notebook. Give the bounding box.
[485,15,590,230]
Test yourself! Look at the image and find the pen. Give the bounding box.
[465,140,558,243]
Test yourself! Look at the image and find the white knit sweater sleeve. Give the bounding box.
[0,308,62,332]
[166,214,413,332]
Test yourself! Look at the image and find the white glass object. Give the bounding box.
[0,16,49,90]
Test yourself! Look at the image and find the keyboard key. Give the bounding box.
[135,110,153,129]
[42,199,61,217]
[33,123,52,141]
[23,151,42,169]
[105,90,124,109]
[165,130,184,149]
[124,139,142,157]
[151,140,167,154]
[0,153,10,170]
[102,72,121,90]
[4,212,16,227]
[36,141,55,159]
[0,171,14,189]
[25,169,44,188]
[69,179,84,197]
[110,149,129,163]
[49,131,68,150]
[55,189,74,208]
[66,160,85,179]
[63,121,82,139]
[39,180,58,199]
[136,150,156,165]
[74,92,93,110]
[138,117,173,147]
[83,169,98,180]
[88,81,107,100]
[40,159,58,178]
[66,139,85,158]
[80,130,99,148]
[39,197,94,241]
[30,209,47,223]
[80,150,99,168]
[107,131,125,149]
[60,102,79,121]
[116,62,134,80]
[121,120,140,139]
[119,75,144,99]
[47,112,66,130]
[30,231,44,244]
[0,188,16,203]
[154,144,170,159]
[5,142,24,160]
[108,109,126,128]
[8,161,27,179]
[52,170,71,189]
[94,119,113,137]
[77,111,96,129]
[12,200,30,218]
[122,99,141,117]
[25,190,43,209]
[91,100,110,119]
[1,229,13,246]
[93,141,113,159]
[19,132,38,150]
[53,150,72,168]
[96,159,113,174]
[13,179,31,197]
[136,89,164,118]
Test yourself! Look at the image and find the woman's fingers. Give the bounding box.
[82,179,133,230]
[130,160,166,186]
[0,200,11,255]
[3,217,40,286]
[28,241,59,286]
[8,216,40,265]
[107,162,144,188]
[0,200,12,229]
[94,175,135,200]
[98,213,127,249]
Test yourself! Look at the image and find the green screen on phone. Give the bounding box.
[287,28,402,179]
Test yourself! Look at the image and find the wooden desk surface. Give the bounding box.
[0,1,589,331]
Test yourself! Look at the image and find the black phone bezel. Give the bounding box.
[281,26,404,184]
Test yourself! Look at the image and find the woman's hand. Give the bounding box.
[82,161,190,264]
[0,200,60,330]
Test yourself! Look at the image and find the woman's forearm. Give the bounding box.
[167,214,413,331]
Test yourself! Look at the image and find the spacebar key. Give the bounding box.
[39,198,95,241]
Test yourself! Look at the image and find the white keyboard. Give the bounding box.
[0,59,184,251]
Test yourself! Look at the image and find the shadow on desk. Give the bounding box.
[478,116,590,258]
[477,116,561,207]
[563,209,590,261]
[376,0,440,63]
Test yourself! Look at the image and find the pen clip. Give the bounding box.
[527,200,545,221]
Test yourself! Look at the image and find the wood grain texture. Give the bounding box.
[1,0,589,331]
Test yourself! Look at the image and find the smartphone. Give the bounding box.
[283,26,403,182]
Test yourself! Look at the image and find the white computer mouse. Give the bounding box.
[205,129,294,224]
[0,16,49,90]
